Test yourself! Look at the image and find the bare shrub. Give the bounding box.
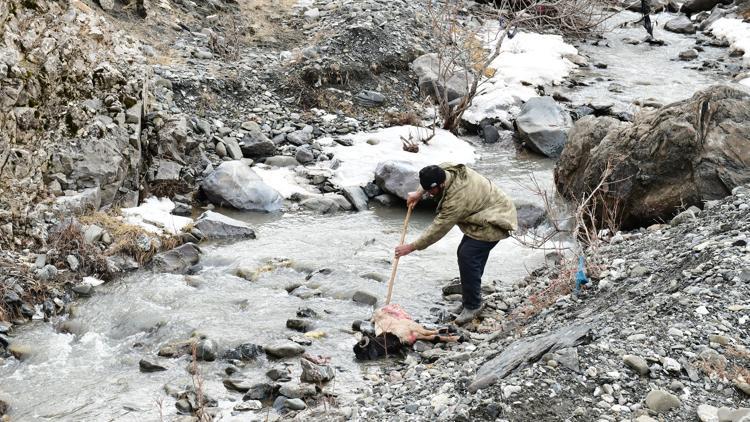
[424,0,614,132]
[385,111,421,126]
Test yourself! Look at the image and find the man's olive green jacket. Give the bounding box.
[412,163,518,250]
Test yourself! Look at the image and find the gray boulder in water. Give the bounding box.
[153,243,201,274]
[664,16,696,34]
[515,96,573,158]
[555,85,750,229]
[201,161,282,211]
[194,211,256,240]
[374,160,419,200]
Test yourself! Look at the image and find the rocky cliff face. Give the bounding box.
[0,0,150,248]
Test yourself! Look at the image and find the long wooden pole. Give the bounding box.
[385,205,414,305]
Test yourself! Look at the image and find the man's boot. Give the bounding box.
[454,304,483,325]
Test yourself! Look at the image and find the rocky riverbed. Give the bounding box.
[1,0,749,420]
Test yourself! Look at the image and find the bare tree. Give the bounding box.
[423,0,615,132]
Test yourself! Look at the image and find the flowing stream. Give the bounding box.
[0,10,739,421]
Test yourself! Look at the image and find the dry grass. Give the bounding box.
[190,342,212,422]
[79,212,180,265]
[0,257,52,322]
[48,220,111,280]
[385,111,421,126]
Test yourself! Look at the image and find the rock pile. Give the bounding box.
[350,185,749,421]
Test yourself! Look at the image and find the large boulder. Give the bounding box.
[682,0,730,15]
[412,53,473,104]
[374,161,419,200]
[194,211,256,240]
[201,161,282,211]
[664,16,696,34]
[555,85,750,229]
[515,97,573,158]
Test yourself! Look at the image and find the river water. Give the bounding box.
[0,10,737,422]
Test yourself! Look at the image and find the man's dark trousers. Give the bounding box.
[457,235,498,310]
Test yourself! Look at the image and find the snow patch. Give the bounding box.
[741,78,750,87]
[710,18,750,67]
[325,125,476,187]
[463,29,578,124]
[253,165,310,199]
[121,197,192,235]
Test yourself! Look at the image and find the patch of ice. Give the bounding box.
[710,18,750,66]
[325,125,476,187]
[121,197,193,235]
[741,78,750,87]
[253,165,310,199]
[463,28,578,124]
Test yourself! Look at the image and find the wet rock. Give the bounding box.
[194,211,255,240]
[352,290,378,306]
[196,339,218,361]
[175,399,192,414]
[481,125,501,144]
[153,243,201,274]
[374,160,419,200]
[139,358,167,372]
[285,398,306,411]
[373,193,398,207]
[516,96,573,158]
[555,86,750,229]
[239,122,276,158]
[242,383,274,401]
[265,341,305,358]
[72,284,94,296]
[342,186,369,211]
[679,49,699,61]
[300,196,346,213]
[222,343,263,361]
[645,389,681,413]
[223,378,253,393]
[234,400,262,411]
[286,319,313,332]
[201,161,282,211]
[267,367,291,381]
[515,201,547,229]
[301,358,335,383]
[413,53,472,103]
[8,344,32,361]
[0,398,8,416]
[665,16,696,34]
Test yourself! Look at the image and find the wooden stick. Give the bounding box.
[385,205,414,305]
